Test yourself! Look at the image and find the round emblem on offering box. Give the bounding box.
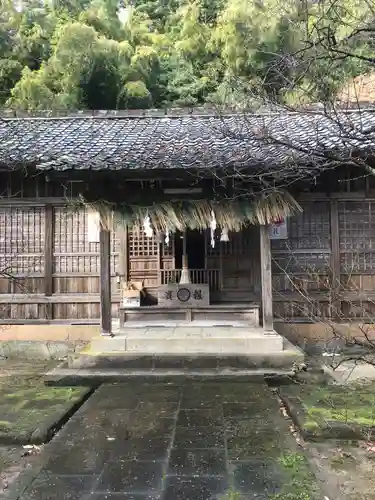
[177,287,191,302]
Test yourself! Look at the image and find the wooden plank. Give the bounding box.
[272,249,331,255]
[272,292,332,301]
[0,319,101,325]
[0,290,353,303]
[0,294,121,303]
[298,192,374,201]
[44,205,54,319]
[330,200,341,318]
[259,224,273,331]
[53,252,100,257]
[100,225,112,335]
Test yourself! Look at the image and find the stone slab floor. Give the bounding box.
[11,381,319,500]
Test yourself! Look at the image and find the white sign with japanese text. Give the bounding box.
[269,218,288,240]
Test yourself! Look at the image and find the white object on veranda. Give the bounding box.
[143,215,153,238]
[210,210,217,248]
[220,228,229,242]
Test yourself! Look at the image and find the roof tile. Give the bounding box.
[0,113,374,172]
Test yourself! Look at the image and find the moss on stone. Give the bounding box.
[0,450,12,474]
[282,382,375,438]
[271,452,319,500]
[0,421,12,431]
[218,491,243,500]
[0,373,88,443]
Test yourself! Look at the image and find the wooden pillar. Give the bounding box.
[100,224,112,336]
[118,224,128,282]
[259,224,274,332]
[44,205,54,320]
[156,231,162,285]
[330,200,341,318]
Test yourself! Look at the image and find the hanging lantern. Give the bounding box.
[220,228,229,242]
[165,230,170,245]
[143,215,153,238]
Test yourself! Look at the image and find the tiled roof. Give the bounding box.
[0,110,375,172]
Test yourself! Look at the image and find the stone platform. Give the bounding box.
[47,337,304,384]
[49,321,305,382]
[92,325,283,354]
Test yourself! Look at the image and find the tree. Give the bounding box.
[210,0,375,371]
[0,0,374,110]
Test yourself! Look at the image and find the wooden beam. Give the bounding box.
[0,197,74,206]
[330,200,341,318]
[259,224,274,332]
[0,319,101,325]
[0,294,121,304]
[44,205,54,319]
[100,224,112,336]
[0,191,373,206]
[298,192,375,201]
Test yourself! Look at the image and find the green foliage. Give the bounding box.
[272,453,318,500]
[0,0,373,110]
[0,59,22,104]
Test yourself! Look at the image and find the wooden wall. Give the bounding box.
[0,203,120,322]
[272,198,375,321]
[1,171,375,323]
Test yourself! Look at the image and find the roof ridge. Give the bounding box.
[1,103,375,120]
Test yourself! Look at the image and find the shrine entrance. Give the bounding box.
[174,230,206,270]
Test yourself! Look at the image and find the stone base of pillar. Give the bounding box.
[179,268,191,284]
[100,330,115,337]
[179,254,191,284]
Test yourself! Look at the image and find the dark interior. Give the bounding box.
[187,230,205,269]
[174,230,206,269]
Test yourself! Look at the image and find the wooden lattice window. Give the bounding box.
[0,206,44,275]
[339,201,375,272]
[127,229,159,286]
[128,230,158,257]
[54,208,99,274]
[274,299,330,320]
[272,202,330,251]
[272,202,331,274]
[53,208,119,274]
[339,202,375,251]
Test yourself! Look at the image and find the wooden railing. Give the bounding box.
[160,269,221,290]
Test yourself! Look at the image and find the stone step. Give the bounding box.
[90,327,284,355]
[45,345,304,385]
[66,338,303,371]
[45,367,297,386]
